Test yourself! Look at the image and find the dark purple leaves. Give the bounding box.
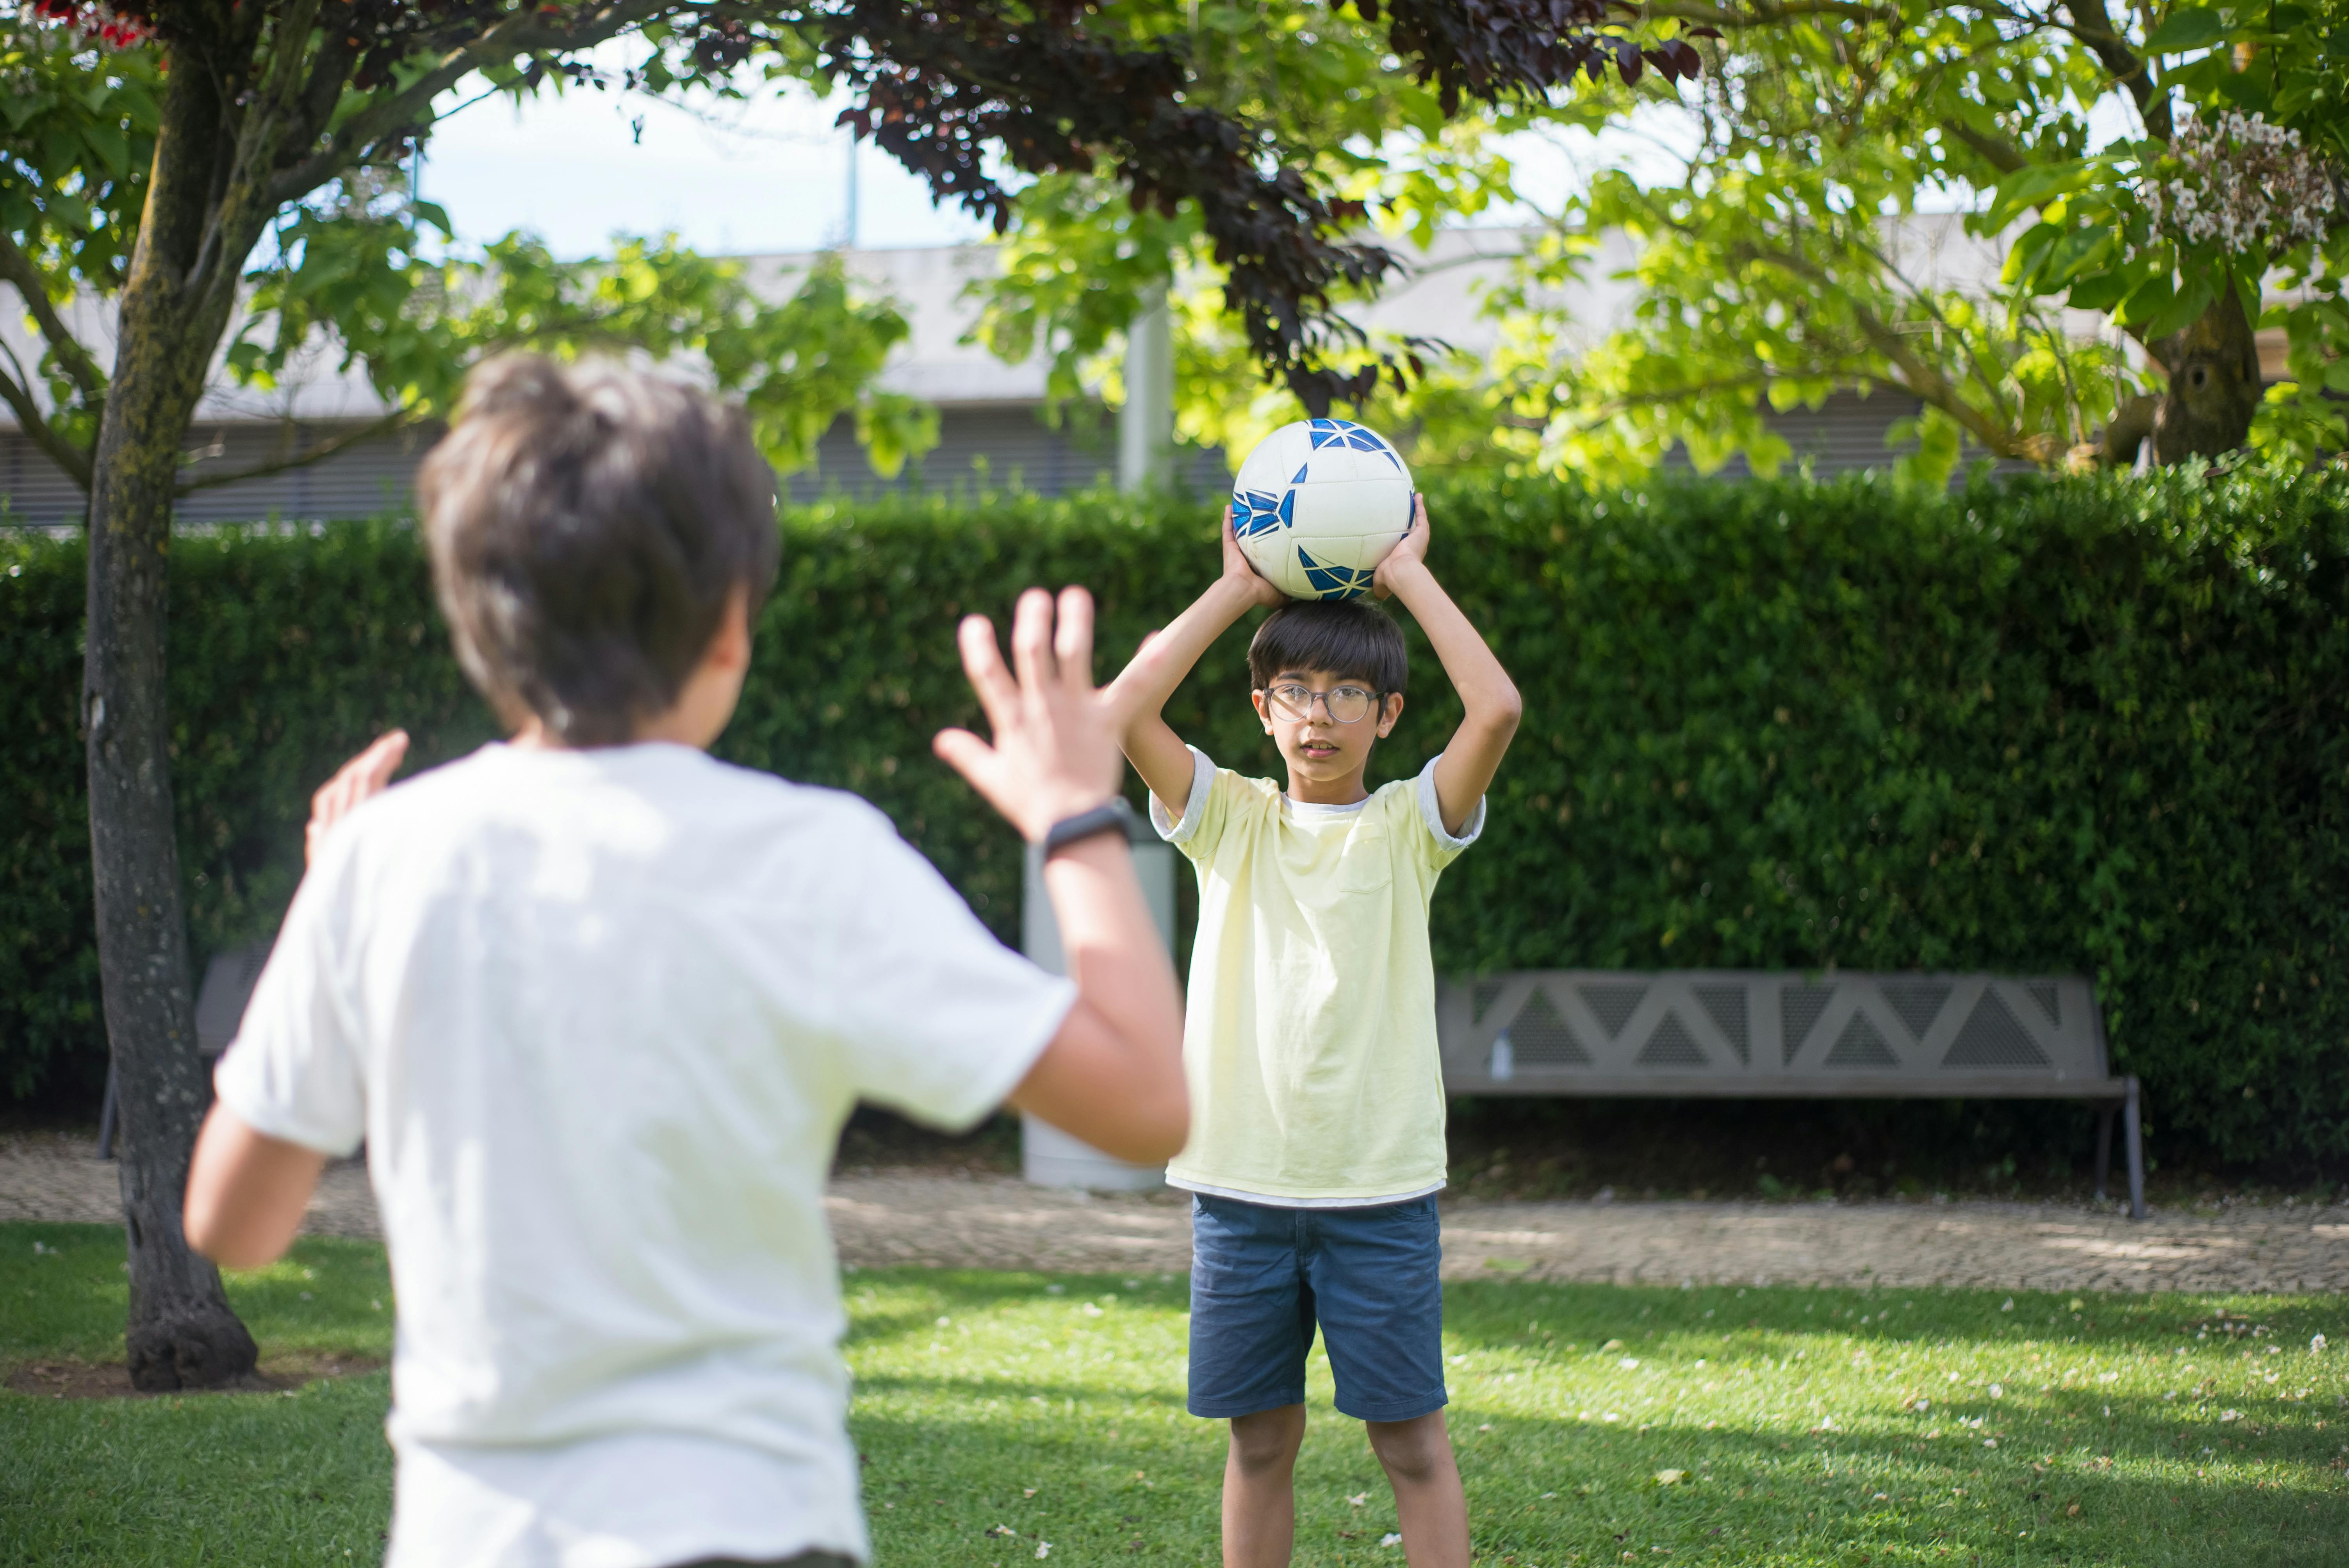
[823,0,1692,411]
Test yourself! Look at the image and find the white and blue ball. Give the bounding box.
[1230,419,1414,600]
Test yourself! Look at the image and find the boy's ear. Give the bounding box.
[1376,691,1404,738]
[1251,686,1273,734]
[707,585,753,673]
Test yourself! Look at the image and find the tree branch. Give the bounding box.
[1848,228,2024,432]
[1644,0,1900,27]
[191,0,326,303]
[1734,239,2052,461]
[1847,305,2051,461]
[288,9,360,150]
[1942,119,2030,175]
[264,0,690,210]
[2060,0,2171,141]
[175,290,650,497]
[0,228,109,407]
[0,339,94,491]
[1570,368,1783,425]
[174,407,419,494]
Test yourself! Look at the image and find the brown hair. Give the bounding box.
[418,356,780,746]
[1247,599,1408,695]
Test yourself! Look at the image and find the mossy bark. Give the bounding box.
[2149,289,2266,465]
[85,54,259,1393]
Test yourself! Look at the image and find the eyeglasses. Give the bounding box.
[1261,684,1379,724]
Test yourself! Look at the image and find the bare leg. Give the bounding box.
[1366,1410,1469,1568]
[1222,1404,1308,1568]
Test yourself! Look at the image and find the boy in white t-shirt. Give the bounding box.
[1104,496,1521,1568]
[181,355,1187,1568]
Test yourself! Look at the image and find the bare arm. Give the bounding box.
[184,1108,328,1270]
[932,588,1189,1163]
[184,729,410,1269]
[1375,496,1522,835]
[1103,507,1284,819]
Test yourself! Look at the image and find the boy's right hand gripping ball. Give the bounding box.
[1230,419,1415,600]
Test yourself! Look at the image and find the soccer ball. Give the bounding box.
[1230,419,1415,600]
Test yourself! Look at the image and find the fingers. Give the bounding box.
[305,729,409,868]
[931,727,996,788]
[1008,587,1057,700]
[932,729,1019,830]
[311,751,371,825]
[357,730,410,792]
[956,615,1019,732]
[1053,586,1095,695]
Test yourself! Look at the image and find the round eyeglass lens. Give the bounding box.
[1269,685,1374,723]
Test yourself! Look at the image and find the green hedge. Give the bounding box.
[4,469,2345,1165]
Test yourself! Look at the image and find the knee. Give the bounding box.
[1366,1415,1451,1485]
[1228,1407,1306,1476]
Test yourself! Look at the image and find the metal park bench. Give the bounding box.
[1436,970,2145,1219]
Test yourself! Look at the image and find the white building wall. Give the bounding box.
[4,222,2057,526]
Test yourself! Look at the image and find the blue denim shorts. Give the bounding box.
[1186,1192,1446,1423]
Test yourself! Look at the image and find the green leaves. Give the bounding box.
[228,203,930,480]
[0,14,162,456]
[1980,162,2100,238]
[3,16,925,494]
[1366,2,2349,475]
[2141,6,2236,54]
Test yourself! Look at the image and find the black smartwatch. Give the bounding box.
[1041,797,1135,856]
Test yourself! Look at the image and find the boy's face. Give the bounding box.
[1251,667,1404,790]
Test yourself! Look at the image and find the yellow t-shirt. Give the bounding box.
[1151,745,1483,1205]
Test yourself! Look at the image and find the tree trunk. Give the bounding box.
[2150,286,2265,464]
[85,63,258,1393]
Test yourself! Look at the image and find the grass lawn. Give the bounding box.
[3,1219,2344,1565]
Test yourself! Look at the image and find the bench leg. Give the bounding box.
[96,1061,118,1161]
[2093,1103,2115,1204]
[2123,1075,2146,1221]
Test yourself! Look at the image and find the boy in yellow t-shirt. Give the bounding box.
[1106,494,1521,1568]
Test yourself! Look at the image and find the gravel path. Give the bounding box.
[9,1131,2345,1295]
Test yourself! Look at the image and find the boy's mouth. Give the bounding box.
[1299,740,1340,761]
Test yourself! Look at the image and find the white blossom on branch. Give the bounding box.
[2143,109,2342,256]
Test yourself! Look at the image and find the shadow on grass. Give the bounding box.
[846,1268,2349,1565]
[11,1237,2340,1565]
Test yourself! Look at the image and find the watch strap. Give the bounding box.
[1041,797,1135,855]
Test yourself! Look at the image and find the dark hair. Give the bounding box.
[418,355,781,747]
[1247,599,1408,695]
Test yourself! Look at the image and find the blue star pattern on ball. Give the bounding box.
[1297,547,1376,600]
[1305,418,1404,470]
[1232,488,1294,539]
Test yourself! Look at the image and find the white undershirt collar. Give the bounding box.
[1282,793,1372,821]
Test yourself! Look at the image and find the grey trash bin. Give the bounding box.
[1019,810,1177,1190]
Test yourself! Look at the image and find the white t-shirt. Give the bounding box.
[214,742,1074,1568]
